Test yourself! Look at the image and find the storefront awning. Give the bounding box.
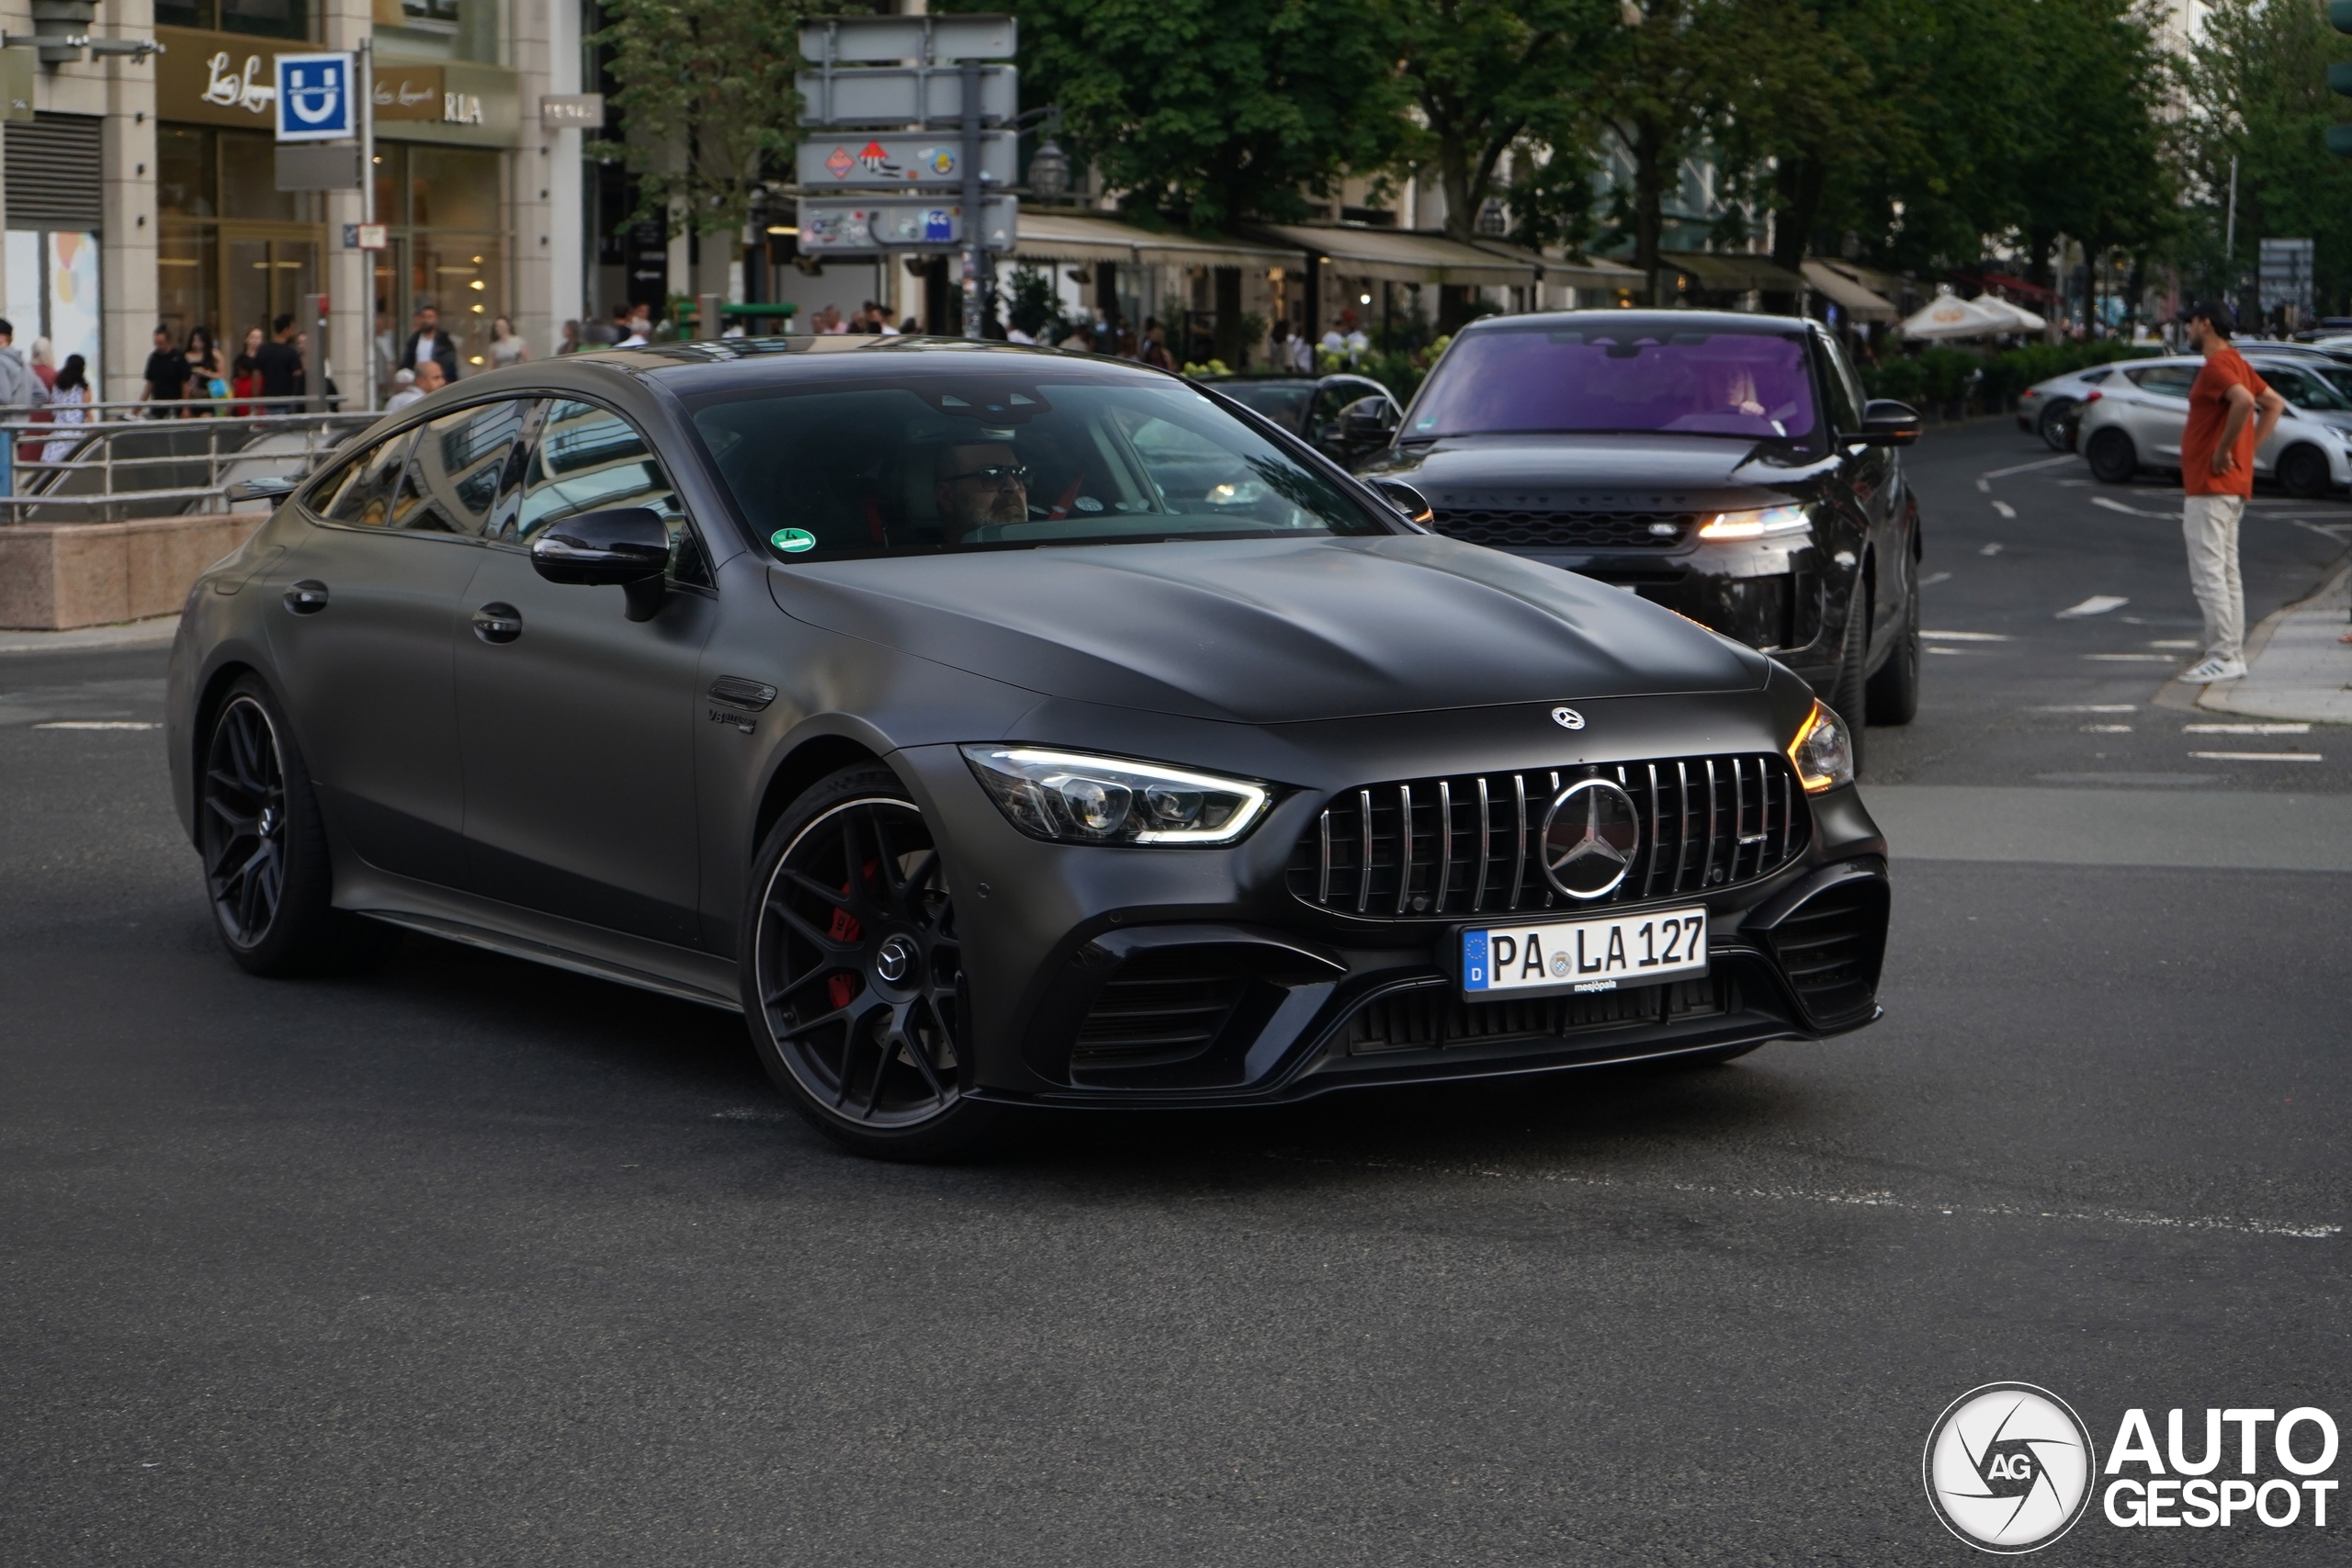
[1012,213,1297,271]
[1255,225,1540,288]
[1539,253,1647,292]
[1659,251,1810,295]
[1802,260,1898,321]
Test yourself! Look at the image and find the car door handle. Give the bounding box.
[472,602,524,644]
[283,580,329,615]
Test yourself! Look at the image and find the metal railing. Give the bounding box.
[0,397,380,523]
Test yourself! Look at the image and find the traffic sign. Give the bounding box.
[796,132,1014,190]
[797,15,1014,63]
[274,51,356,141]
[797,197,1017,256]
[796,65,1016,130]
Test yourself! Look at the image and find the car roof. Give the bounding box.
[1458,308,1816,336]
[571,334,1188,394]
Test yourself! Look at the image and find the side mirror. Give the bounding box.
[1368,479,1432,525]
[1854,399,1923,446]
[225,476,299,502]
[530,506,671,621]
[1339,396,1400,446]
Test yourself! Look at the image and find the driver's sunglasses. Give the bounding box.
[947,463,1031,486]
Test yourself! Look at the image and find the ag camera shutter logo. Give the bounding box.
[1923,1382,2097,1553]
[274,53,356,142]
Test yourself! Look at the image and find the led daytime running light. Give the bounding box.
[960,746,1272,846]
[1698,503,1812,541]
[1785,699,1854,795]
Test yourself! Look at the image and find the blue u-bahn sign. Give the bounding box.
[274,52,356,142]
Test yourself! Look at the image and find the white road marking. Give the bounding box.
[2082,724,2133,732]
[1979,542,2003,556]
[2091,495,2179,519]
[2147,639,2199,649]
[1991,499,2016,518]
[1980,455,2078,479]
[2033,704,2136,712]
[32,720,158,730]
[2190,750,2324,762]
[2056,594,2128,617]
[1975,477,1990,492]
[2186,722,2312,734]
[2292,519,2352,541]
[1926,647,1973,656]
[2083,653,2177,661]
[1919,570,1952,586]
[1919,629,2010,641]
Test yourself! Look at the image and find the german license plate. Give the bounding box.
[1461,906,1707,999]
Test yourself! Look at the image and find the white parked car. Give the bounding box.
[2076,353,2352,499]
[2015,363,2131,451]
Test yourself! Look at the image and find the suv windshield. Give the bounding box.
[1408,326,1820,445]
[688,374,1387,559]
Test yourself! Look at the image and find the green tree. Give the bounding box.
[1369,0,1620,243]
[979,0,1411,231]
[2172,0,2352,315]
[591,0,822,297]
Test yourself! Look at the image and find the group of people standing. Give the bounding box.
[139,319,307,416]
[0,318,89,477]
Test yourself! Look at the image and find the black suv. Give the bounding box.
[1356,310,1925,754]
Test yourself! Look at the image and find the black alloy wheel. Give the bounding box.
[1864,576,1921,727]
[2037,399,2077,451]
[2086,426,2138,483]
[744,766,1003,1159]
[197,675,393,976]
[2275,443,2332,500]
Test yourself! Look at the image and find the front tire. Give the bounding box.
[741,764,1007,1161]
[197,675,393,975]
[1864,577,1920,726]
[2086,426,2137,483]
[2276,443,2332,500]
[1828,595,1869,774]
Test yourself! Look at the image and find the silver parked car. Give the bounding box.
[2077,354,2352,499]
[2016,363,2129,451]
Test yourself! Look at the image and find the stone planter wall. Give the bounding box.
[0,514,264,631]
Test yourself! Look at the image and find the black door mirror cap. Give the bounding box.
[529,507,672,619]
[1368,479,1433,525]
[1853,399,1924,446]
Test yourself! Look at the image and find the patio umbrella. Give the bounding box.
[1899,290,2010,340]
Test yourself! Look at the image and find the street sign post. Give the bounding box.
[796,132,1015,191]
[795,13,1018,334]
[273,51,356,142]
[2331,2,2352,157]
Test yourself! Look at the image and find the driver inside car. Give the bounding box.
[933,441,1032,541]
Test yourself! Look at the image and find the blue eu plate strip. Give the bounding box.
[1463,930,1489,991]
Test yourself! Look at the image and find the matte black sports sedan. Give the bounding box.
[1358,311,1926,761]
[167,339,1890,1158]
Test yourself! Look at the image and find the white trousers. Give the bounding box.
[2181,493,2245,662]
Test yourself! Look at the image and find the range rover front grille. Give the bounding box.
[1287,755,1809,921]
[1430,509,1698,549]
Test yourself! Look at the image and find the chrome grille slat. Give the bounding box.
[1287,753,1810,922]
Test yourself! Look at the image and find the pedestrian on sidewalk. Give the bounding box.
[2176,300,2286,684]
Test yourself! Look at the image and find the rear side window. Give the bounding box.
[2080,368,2113,384]
[393,399,529,535]
[2124,365,2198,397]
[319,429,417,527]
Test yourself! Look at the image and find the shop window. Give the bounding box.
[157,127,216,220]
[220,130,316,223]
[409,147,499,231]
[154,0,311,39]
[374,0,502,62]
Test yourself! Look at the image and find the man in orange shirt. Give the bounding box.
[2176,301,2285,683]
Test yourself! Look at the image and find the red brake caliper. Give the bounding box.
[824,860,881,1009]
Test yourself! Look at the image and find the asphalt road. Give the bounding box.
[4,420,2347,1564]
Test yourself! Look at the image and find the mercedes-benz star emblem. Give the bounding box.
[1539,779,1641,898]
[875,934,916,984]
[1550,705,1586,731]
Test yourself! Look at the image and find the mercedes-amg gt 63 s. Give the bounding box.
[168,339,1891,1158]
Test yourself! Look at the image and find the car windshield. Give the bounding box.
[1408,327,1820,445]
[1213,381,1315,431]
[687,374,1388,559]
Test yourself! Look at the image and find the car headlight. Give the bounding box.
[1786,699,1854,794]
[960,746,1272,846]
[1697,503,1812,541]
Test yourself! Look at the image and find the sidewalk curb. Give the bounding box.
[0,615,181,656]
[2151,555,2352,722]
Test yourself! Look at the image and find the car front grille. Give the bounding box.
[1287,754,1809,921]
[1430,509,1697,549]
[1069,950,1250,1073]
[1345,975,1732,1053]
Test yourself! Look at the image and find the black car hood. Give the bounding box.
[767,535,1767,725]
[1365,433,1831,505]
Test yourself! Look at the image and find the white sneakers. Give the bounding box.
[2178,654,2247,684]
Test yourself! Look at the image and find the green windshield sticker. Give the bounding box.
[770,528,817,554]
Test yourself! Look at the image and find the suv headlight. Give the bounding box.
[1697,503,1812,541]
[1786,699,1855,794]
[961,746,1272,845]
